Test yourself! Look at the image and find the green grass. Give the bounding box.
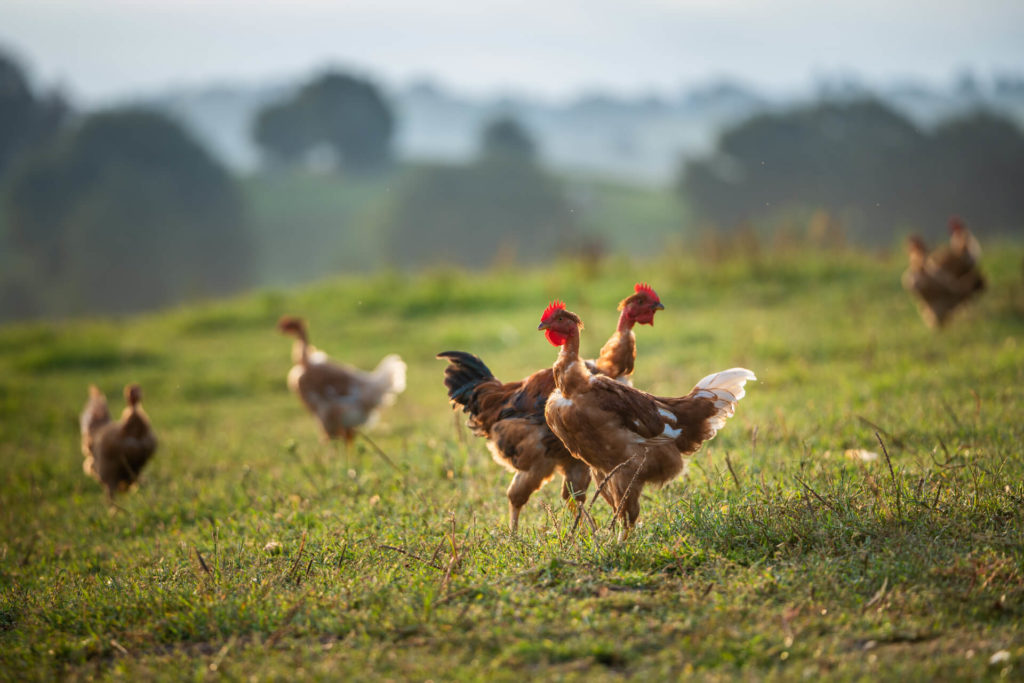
[1,244,1023,680]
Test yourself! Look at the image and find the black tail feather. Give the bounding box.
[436,351,497,407]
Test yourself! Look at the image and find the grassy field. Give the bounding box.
[1,243,1023,680]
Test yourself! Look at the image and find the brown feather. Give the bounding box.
[80,384,157,497]
[592,329,636,379]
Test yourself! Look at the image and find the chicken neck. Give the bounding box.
[616,306,639,333]
[552,328,591,398]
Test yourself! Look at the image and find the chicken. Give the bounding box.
[278,316,406,444]
[438,283,665,532]
[587,282,664,385]
[902,218,985,329]
[80,384,157,498]
[932,216,984,281]
[537,301,754,539]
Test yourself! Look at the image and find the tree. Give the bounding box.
[0,47,69,179]
[923,112,1024,228]
[386,116,572,268]
[252,99,311,167]
[479,116,537,164]
[252,71,394,173]
[2,108,252,316]
[678,99,1024,241]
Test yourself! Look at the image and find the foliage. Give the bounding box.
[384,161,573,269]
[386,118,575,269]
[1,243,1022,679]
[0,47,69,180]
[680,99,1024,240]
[240,167,686,288]
[479,116,537,164]
[924,112,1024,229]
[250,99,310,167]
[1,108,252,318]
[252,71,394,173]
[0,46,70,318]
[242,168,398,285]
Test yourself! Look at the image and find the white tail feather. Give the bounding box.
[694,368,756,436]
[695,368,756,400]
[373,354,407,406]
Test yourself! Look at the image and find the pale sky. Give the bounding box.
[2,0,1023,104]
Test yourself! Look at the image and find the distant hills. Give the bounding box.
[135,74,1024,185]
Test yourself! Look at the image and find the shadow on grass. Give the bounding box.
[14,343,164,373]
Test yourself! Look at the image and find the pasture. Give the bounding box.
[1,243,1023,680]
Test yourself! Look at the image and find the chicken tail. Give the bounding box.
[80,385,111,437]
[436,351,497,407]
[372,354,407,406]
[690,368,757,437]
[80,385,111,457]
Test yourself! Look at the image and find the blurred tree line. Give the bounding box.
[679,99,1024,241]
[382,116,574,268]
[251,71,572,269]
[3,39,1022,322]
[0,52,572,320]
[0,48,250,319]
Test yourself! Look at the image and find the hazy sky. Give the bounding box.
[3,0,1023,103]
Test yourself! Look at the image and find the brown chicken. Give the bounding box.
[586,282,664,385]
[538,301,754,539]
[902,217,985,329]
[438,283,665,532]
[80,384,157,498]
[278,316,406,444]
[933,216,984,280]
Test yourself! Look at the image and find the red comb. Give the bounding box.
[948,216,964,233]
[541,299,566,322]
[634,282,659,301]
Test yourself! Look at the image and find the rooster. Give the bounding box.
[902,218,985,329]
[278,316,406,445]
[438,283,665,532]
[80,384,157,498]
[537,301,754,539]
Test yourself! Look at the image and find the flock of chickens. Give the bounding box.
[79,218,987,537]
[439,285,754,537]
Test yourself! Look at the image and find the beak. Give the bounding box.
[653,302,665,311]
[537,321,547,330]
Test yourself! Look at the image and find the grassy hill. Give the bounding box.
[1,244,1023,679]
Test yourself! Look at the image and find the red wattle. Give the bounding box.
[634,310,655,326]
[545,329,568,346]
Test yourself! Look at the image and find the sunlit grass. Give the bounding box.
[1,243,1022,679]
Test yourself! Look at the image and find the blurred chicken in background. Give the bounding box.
[902,217,986,328]
[80,384,157,498]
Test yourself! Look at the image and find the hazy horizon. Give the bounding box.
[3,0,1023,106]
